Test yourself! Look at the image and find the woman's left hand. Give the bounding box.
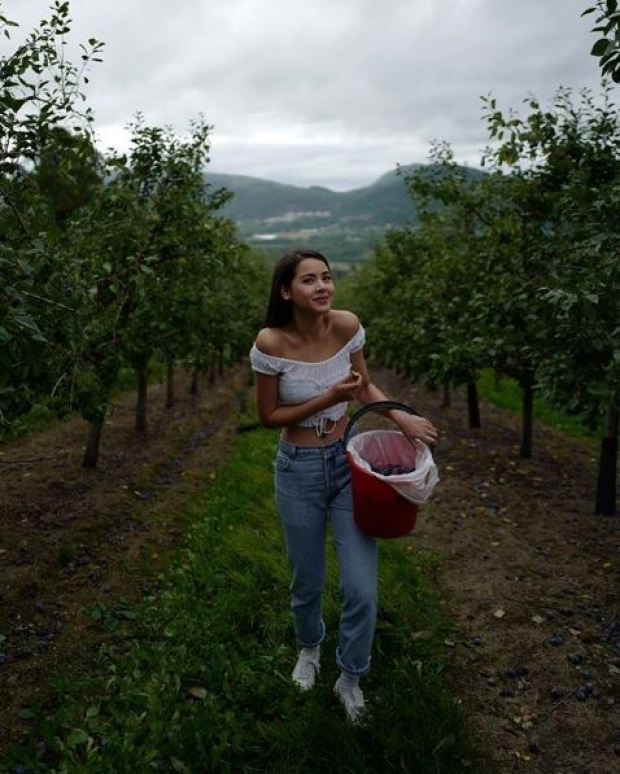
[395,413,438,446]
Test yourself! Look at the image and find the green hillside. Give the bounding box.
[205,167,418,226]
[204,173,342,220]
[205,164,483,266]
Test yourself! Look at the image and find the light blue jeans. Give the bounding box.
[274,436,378,677]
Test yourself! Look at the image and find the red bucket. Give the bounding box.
[344,401,424,539]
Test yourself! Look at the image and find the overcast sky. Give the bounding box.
[3,0,607,191]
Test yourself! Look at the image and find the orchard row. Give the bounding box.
[1,3,268,466]
[351,84,620,515]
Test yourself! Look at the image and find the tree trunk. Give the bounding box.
[82,417,104,469]
[441,382,451,408]
[595,401,618,516]
[135,363,148,434]
[218,347,225,377]
[467,380,481,429]
[520,373,535,459]
[190,366,200,395]
[166,360,175,408]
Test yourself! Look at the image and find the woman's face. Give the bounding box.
[282,257,334,313]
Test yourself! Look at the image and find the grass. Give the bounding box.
[2,401,59,439]
[1,362,168,441]
[6,429,488,774]
[476,370,600,440]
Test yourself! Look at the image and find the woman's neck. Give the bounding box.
[288,310,331,343]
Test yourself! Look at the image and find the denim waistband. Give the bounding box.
[277,436,347,458]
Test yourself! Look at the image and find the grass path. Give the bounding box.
[4,395,485,773]
[3,364,618,772]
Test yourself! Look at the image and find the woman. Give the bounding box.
[249,249,438,722]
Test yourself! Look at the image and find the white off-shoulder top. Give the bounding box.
[249,325,365,435]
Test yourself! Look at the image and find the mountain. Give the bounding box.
[203,164,483,266]
[205,166,419,226]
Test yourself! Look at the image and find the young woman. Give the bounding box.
[249,249,438,722]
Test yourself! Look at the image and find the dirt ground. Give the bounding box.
[0,365,618,773]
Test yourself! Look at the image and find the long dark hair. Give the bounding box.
[265,249,331,327]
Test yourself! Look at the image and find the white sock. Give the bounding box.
[337,671,359,690]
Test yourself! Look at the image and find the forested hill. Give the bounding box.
[204,166,422,226]
[204,164,485,265]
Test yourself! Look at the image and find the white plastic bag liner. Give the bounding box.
[346,430,439,505]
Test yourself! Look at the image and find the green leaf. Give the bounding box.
[116,608,136,620]
[0,94,29,112]
[89,604,103,621]
[591,37,613,56]
[66,728,90,748]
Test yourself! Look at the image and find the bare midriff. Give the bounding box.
[281,414,349,447]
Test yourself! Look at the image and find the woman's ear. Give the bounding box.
[280,287,290,301]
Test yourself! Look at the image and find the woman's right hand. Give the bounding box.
[330,369,363,402]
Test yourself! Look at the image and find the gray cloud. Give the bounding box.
[4,0,605,189]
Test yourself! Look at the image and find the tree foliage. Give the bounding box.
[353,83,620,512]
[583,1,620,82]
[0,1,104,425]
[0,3,269,467]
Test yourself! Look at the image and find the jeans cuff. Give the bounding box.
[336,646,371,677]
[296,619,325,649]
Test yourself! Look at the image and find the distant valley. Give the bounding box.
[203,166,423,266]
[204,163,484,267]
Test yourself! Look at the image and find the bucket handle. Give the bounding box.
[343,400,420,447]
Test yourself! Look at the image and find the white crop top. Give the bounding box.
[249,325,365,435]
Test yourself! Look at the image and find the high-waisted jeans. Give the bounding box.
[274,436,378,677]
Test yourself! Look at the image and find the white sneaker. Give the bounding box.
[292,647,320,691]
[334,675,366,722]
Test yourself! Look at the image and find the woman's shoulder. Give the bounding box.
[330,309,361,339]
[254,326,286,356]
